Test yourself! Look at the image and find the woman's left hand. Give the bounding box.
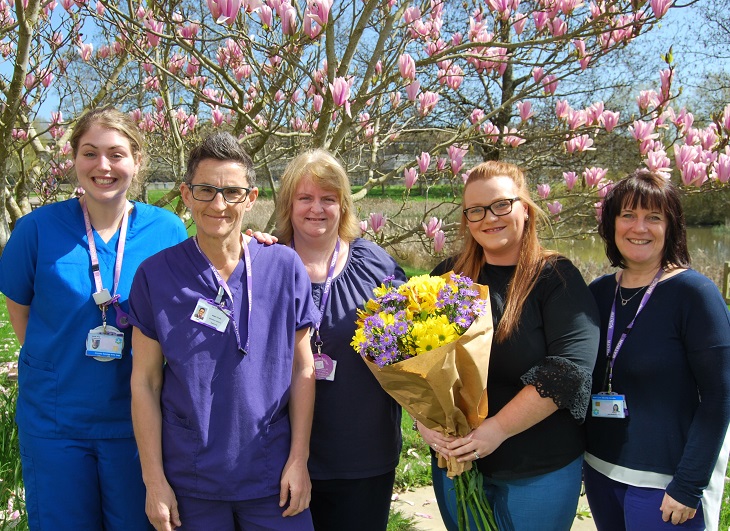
[245,229,277,245]
[442,417,509,462]
[660,493,697,525]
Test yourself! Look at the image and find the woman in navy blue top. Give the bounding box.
[584,169,730,531]
[274,149,406,531]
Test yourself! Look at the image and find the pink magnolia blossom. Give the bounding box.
[486,0,518,20]
[533,10,549,31]
[601,110,620,132]
[50,111,63,125]
[312,94,324,113]
[714,153,730,183]
[503,128,525,148]
[547,201,562,217]
[594,201,603,222]
[280,4,297,35]
[537,184,550,199]
[436,157,448,172]
[207,0,241,25]
[405,81,420,101]
[629,120,658,143]
[433,230,446,253]
[645,149,671,175]
[563,171,578,191]
[368,213,387,234]
[482,121,500,140]
[532,66,544,83]
[659,68,673,102]
[512,12,528,34]
[145,18,163,47]
[565,134,594,153]
[24,73,35,90]
[517,101,533,122]
[650,0,672,19]
[404,167,418,189]
[78,42,93,61]
[597,180,614,198]
[567,110,587,130]
[583,167,607,188]
[95,1,104,15]
[258,4,272,26]
[547,17,567,37]
[586,102,604,125]
[448,145,468,175]
[329,77,350,107]
[398,53,416,81]
[542,75,558,95]
[674,144,700,169]
[417,91,439,117]
[636,90,660,111]
[211,106,225,127]
[470,108,485,124]
[417,152,431,173]
[389,92,401,108]
[307,0,332,27]
[359,220,368,236]
[698,126,718,151]
[679,161,708,187]
[721,104,730,133]
[555,99,571,120]
[422,217,443,238]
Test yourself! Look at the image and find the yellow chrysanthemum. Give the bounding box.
[351,327,367,350]
[365,298,380,313]
[411,315,459,354]
[398,275,445,317]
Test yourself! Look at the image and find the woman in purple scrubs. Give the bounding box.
[129,132,317,531]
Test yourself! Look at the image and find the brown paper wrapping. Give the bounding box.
[362,278,492,478]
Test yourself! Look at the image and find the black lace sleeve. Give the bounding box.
[521,356,593,422]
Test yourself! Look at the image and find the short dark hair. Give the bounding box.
[185,132,256,186]
[598,169,690,269]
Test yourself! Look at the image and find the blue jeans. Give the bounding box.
[431,454,583,531]
[583,463,706,531]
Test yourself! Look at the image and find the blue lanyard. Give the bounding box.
[291,237,340,347]
[193,234,252,355]
[604,268,663,391]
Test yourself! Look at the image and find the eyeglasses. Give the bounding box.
[463,198,520,222]
[188,184,252,204]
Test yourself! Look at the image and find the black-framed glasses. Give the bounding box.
[463,198,520,222]
[188,184,252,204]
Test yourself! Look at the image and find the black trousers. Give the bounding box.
[310,470,396,531]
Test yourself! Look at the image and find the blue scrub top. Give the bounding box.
[0,199,187,438]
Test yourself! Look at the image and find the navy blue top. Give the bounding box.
[433,256,600,480]
[587,269,730,508]
[308,238,405,480]
[0,199,187,438]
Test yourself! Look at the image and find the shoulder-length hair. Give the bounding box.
[452,161,557,342]
[275,149,360,244]
[598,169,690,269]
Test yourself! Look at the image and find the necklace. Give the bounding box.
[618,283,647,306]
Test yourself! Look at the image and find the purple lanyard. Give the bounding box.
[193,234,251,355]
[81,199,130,329]
[292,237,340,346]
[604,268,663,392]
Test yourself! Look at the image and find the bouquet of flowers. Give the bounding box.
[352,272,498,531]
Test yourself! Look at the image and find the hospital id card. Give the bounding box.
[591,392,628,418]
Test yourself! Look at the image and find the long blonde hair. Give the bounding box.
[452,161,557,342]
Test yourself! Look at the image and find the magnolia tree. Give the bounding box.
[1,0,729,256]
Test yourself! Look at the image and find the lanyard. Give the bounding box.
[193,234,251,355]
[604,268,663,392]
[81,198,130,329]
[291,237,340,349]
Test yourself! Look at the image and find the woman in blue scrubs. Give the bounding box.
[0,107,187,530]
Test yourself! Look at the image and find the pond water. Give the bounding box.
[546,227,730,267]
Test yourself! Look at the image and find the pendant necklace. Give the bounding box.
[618,284,647,306]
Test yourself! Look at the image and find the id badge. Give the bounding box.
[190,298,230,332]
[591,392,628,418]
[86,325,124,362]
[314,353,337,381]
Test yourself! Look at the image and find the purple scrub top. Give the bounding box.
[129,238,315,501]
